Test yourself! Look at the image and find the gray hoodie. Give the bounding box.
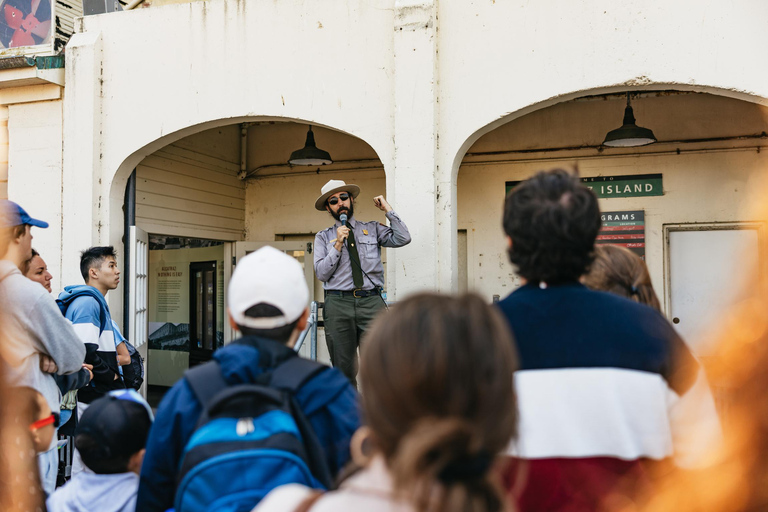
[46,472,139,512]
[0,260,85,418]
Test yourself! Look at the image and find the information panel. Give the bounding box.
[596,210,646,258]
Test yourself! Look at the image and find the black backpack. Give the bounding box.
[121,340,144,390]
[174,354,332,512]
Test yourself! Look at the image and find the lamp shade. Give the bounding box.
[603,94,657,148]
[288,126,333,166]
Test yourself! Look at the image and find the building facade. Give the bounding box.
[3,0,767,385]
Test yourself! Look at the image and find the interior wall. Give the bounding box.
[136,126,244,241]
[245,171,387,241]
[458,94,768,307]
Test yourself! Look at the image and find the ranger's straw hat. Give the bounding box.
[314,179,360,211]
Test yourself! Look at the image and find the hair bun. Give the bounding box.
[437,450,493,484]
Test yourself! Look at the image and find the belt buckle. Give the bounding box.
[353,288,362,298]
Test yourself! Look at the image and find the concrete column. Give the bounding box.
[0,106,8,200]
[391,0,438,298]
[61,31,104,288]
[7,98,64,291]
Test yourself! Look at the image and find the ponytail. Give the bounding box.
[585,245,662,312]
[389,418,508,512]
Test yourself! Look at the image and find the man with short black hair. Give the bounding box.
[497,168,719,511]
[137,246,360,512]
[0,200,85,494]
[58,245,129,475]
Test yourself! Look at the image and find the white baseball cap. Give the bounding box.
[228,246,309,330]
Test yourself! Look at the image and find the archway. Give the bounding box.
[453,87,768,310]
[107,118,386,395]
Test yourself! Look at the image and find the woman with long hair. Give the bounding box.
[581,245,661,311]
[257,293,519,512]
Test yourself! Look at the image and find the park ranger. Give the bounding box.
[313,179,411,386]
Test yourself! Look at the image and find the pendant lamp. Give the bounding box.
[288,125,333,166]
[603,93,657,147]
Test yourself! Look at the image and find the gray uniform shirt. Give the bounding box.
[314,211,411,291]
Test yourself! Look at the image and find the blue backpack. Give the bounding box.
[174,355,333,512]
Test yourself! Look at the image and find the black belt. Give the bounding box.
[325,289,381,298]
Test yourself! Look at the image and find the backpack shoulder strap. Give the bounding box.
[270,356,334,489]
[185,361,228,411]
[270,356,326,393]
[56,291,109,335]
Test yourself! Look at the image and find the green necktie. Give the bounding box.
[347,227,364,288]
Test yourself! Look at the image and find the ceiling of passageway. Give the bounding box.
[465,92,768,161]
[161,121,381,181]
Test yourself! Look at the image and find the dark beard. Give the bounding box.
[330,203,354,222]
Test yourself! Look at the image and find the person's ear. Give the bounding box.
[350,426,373,468]
[228,311,239,331]
[13,226,26,243]
[89,265,99,281]
[127,448,146,475]
[506,236,513,249]
[296,307,309,331]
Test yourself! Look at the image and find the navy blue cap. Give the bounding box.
[0,200,48,229]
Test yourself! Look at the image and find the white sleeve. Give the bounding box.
[252,484,317,512]
[669,367,723,468]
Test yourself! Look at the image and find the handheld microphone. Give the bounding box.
[340,213,348,227]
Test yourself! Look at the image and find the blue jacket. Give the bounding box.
[57,285,125,402]
[136,336,361,512]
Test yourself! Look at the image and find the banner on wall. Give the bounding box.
[596,210,646,259]
[148,244,225,351]
[505,174,662,199]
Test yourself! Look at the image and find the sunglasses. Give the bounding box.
[327,193,350,206]
[30,412,60,431]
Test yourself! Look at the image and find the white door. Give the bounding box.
[128,226,149,397]
[223,241,316,348]
[666,224,762,356]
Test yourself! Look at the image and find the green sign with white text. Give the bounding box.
[505,173,663,198]
[580,174,663,198]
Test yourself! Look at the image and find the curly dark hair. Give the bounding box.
[502,168,601,284]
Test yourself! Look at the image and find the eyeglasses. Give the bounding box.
[327,193,350,206]
[30,412,60,431]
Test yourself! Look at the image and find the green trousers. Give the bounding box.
[323,294,386,387]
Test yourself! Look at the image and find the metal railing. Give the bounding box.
[293,301,323,360]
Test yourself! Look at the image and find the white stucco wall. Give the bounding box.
[56,0,768,305]
[7,98,65,291]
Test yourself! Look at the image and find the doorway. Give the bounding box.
[665,223,765,355]
[189,261,218,368]
[145,236,226,406]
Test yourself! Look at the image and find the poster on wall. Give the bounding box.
[0,0,52,50]
[148,240,225,352]
[596,210,646,259]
